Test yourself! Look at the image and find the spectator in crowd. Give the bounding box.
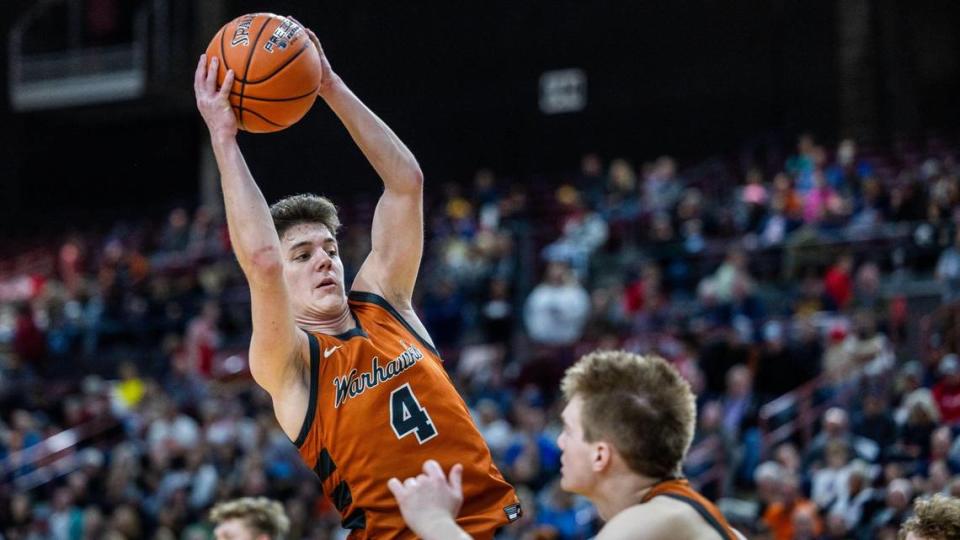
[897,390,942,461]
[643,155,683,214]
[720,364,758,440]
[868,478,914,536]
[932,354,960,425]
[762,472,822,540]
[542,185,609,279]
[754,461,785,515]
[524,262,591,346]
[804,407,879,468]
[823,253,855,311]
[935,230,960,303]
[830,460,879,532]
[184,299,221,379]
[853,392,898,456]
[811,440,853,509]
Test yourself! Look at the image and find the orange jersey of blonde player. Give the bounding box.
[293,291,520,539]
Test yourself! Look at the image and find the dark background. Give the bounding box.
[1,0,958,235]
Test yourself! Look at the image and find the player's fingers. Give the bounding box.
[288,15,321,51]
[423,459,444,479]
[206,56,219,93]
[194,54,206,90]
[387,477,404,498]
[449,463,463,494]
[219,69,234,100]
[403,477,418,489]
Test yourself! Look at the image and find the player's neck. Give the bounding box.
[591,471,661,521]
[297,307,355,336]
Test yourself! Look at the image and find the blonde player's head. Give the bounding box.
[899,495,960,540]
[270,193,347,319]
[209,497,290,540]
[557,350,696,495]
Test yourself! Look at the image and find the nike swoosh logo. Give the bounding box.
[324,345,343,358]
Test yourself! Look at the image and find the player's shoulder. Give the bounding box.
[597,498,721,540]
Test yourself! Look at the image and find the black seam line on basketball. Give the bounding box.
[228,87,317,102]
[219,26,230,72]
[231,106,284,127]
[239,17,272,127]
[220,27,242,129]
[244,40,309,84]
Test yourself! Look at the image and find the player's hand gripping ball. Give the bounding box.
[204,13,322,133]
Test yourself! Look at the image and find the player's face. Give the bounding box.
[214,519,264,540]
[557,396,596,496]
[281,223,348,319]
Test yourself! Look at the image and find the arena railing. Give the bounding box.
[8,0,156,111]
[0,415,119,491]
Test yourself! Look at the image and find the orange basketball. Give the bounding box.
[205,13,322,133]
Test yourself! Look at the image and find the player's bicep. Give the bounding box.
[355,187,423,302]
[247,270,306,395]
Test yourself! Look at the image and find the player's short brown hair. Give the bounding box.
[899,495,960,540]
[561,350,696,479]
[209,497,290,540]
[270,193,341,240]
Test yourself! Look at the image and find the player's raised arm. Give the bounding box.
[194,54,306,405]
[300,28,424,306]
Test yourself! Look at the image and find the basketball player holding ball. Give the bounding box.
[194,15,519,540]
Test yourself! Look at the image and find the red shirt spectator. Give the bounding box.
[13,304,45,364]
[824,255,854,310]
[933,354,960,425]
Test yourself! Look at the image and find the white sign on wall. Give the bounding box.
[539,68,587,114]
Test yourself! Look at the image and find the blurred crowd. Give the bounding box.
[3,133,960,539]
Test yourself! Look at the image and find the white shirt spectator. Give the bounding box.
[147,412,200,453]
[524,263,590,346]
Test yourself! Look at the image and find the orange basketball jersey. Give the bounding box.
[293,291,520,539]
[640,478,738,540]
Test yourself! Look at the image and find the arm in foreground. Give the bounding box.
[387,460,472,540]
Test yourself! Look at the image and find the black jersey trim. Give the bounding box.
[293,332,320,448]
[333,307,368,340]
[341,508,366,530]
[348,291,440,357]
[660,494,737,540]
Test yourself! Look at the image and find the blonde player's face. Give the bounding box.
[214,519,265,540]
[281,223,348,318]
[557,396,596,496]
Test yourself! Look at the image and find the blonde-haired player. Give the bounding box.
[389,350,747,540]
[209,497,289,540]
[899,495,960,540]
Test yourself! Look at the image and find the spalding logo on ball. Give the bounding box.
[205,13,323,133]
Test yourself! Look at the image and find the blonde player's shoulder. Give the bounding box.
[596,497,741,540]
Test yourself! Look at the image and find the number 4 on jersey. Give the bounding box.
[390,383,438,444]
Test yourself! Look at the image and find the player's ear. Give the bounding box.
[592,441,612,472]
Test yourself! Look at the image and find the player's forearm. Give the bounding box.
[210,134,283,274]
[320,76,423,193]
[416,519,472,540]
